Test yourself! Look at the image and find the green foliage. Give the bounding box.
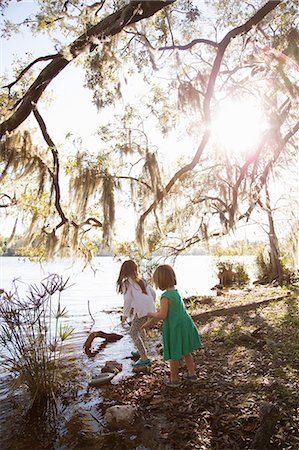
[216,259,250,286]
[0,275,73,407]
[255,250,293,285]
[212,240,265,256]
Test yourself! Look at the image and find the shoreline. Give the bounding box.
[1,283,298,449]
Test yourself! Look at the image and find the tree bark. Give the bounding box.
[251,402,280,449]
[265,183,284,283]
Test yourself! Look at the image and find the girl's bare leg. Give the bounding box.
[130,316,148,359]
[169,359,180,382]
[184,353,196,376]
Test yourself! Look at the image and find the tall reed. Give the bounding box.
[0,274,74,407]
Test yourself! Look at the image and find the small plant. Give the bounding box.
[184,296,200,310]
[0,274,74,408]
[255,251,272,283]
[216,260,250,286]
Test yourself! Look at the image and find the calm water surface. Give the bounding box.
[0,255,256,372]
[0,255,219,379]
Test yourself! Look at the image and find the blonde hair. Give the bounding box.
[152,265,177,290]
[116,260,147,294]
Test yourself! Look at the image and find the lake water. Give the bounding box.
[0,256,256,374]
[0,255,221,379]
[0,256,252,380]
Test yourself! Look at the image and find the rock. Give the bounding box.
[132,365,151,374]
[89,372,115,387]
[104,405,136,428]
[101,360,122,374]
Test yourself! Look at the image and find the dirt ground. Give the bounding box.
[97,284,299,449]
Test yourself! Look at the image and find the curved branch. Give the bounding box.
[0,0,176,138]
[111,175,152,190]
[2,54,60,92]
[159,38,218,51]
[0,193,16,208]
[79,217,103,227]
[136,130,210,247]
[204,0,282,122]
[32,108,68,228]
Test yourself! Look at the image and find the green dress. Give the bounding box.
[161,289,202,361]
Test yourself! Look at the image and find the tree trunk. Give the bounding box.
[265,183,284,283]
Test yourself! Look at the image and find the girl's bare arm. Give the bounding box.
[147,297,169,320]
[142,317,157,329]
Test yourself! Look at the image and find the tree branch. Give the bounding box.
[111,175,152,190]
[2,54,60,92]
[0,0,176,138]
[239,120,299,222]
[0,193,16,208]
[32,107,68,229]
[204,0,282,122]
[159,38,218,51]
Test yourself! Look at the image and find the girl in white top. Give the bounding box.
[117,260,156,367]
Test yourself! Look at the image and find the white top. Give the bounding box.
[123,278,156,319]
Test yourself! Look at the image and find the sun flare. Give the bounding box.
[211,98,265,154]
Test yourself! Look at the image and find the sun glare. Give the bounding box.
[211,98,265,154]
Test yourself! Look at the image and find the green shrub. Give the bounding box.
[255,250,293,284]
[216,260,250,286]
[256,252,272,283]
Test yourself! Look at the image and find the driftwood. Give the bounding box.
[83,331,123,357]
[251,402,280,449]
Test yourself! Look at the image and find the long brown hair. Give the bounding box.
[116,260,147,294]
[152,265,177,290]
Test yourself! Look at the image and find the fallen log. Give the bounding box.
[83,331,123,357]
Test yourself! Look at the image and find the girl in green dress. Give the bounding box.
[146,264,202,387]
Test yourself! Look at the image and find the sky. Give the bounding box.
[0,1,298,246]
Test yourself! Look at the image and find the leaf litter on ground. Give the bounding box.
[97,284,299,450]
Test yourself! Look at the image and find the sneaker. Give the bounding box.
[132,358,151,367]
[164,378,182,388]
[131,351,140,358]
[183,374,199,383]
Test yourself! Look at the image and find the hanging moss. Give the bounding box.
[143,151,164,201]
[101,175,115,248]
